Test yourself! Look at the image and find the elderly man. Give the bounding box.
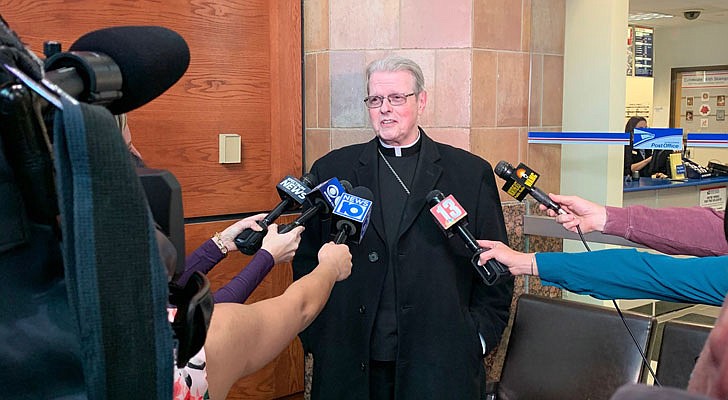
[293,55,513,399]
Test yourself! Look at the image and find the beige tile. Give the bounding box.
[531,0,565,54]
[305,54,317,128]
[401,0,472,48]
[526,126,561,195]
[303,0,329,52]
[473,0,522,51]
[471,127,521,202]
[471,127,520,167]
[427,128,470,151]
[331,129,375,150]
[529,54,543,127]
[542,55,563,127]
[497,52,529,127]
[330,52,368,128]
[522,0,532,52]
[317,52,331,128]
[472,50,497,128]
[434,50,472,127]
[330,1,399,49]
[305,129,331,171]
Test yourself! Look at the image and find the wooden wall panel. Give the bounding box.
[2,0,303,218]
[185,215,304,399]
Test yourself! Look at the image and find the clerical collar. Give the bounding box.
[378,133,421,157]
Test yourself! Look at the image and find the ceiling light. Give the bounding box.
[628,12,674,22]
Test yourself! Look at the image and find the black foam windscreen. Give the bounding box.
[69,26,190,114]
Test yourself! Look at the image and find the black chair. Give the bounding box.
[655,320,712,389]
[488,294,655,400]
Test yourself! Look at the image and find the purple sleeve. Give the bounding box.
[176,239,224,286]
[213,249,275,304]
[604,205,728,256]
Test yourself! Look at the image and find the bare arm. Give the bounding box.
[204,242,351,399]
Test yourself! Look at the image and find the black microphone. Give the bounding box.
[493,161,565,215]
[234,173,315,255]
[278,177,348,234]
[330,186,373,244]
[43,26,190,114]
[426,190,510,286]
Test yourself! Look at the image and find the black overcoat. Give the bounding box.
[293,131,514,399]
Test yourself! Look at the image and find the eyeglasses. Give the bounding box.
[363,92,416,108]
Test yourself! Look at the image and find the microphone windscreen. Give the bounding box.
[350,186,374,201]
[493,160,511,178]
[69,26,190,114]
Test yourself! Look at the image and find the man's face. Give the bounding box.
[367,70,426,147]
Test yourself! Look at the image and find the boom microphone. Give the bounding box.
[493,161,565,215]
[426,190,510,286]
[234,173,315,255]
[330,186,373,244]
[277,177,348,234]
[43,26,190,114]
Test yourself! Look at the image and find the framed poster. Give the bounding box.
[670,65,728,133]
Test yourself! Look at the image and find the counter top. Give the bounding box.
[623,176,728,192]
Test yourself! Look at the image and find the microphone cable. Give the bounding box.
[571,221,661,387]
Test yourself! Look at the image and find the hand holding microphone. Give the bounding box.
[494,160,593,249]
[426,190,510,285]
[538,193,608,234]
[476,240,538,277]
[234,174,315,255]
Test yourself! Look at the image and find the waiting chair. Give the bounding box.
[655,320,712,389]
[488,294,655,400]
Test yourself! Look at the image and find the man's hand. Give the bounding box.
[317,242,352,282]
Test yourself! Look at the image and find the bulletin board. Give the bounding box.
[670,65,728,132]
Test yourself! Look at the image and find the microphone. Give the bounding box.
[426,190,510,286]
[234,173,315,255]
[42,26,190,114]
[277,177,348,234]
[330,186,373,244]
[493,161,565,215]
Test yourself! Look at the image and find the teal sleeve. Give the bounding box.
[536,249,728,306]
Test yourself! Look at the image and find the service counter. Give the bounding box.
[623,176,728,208]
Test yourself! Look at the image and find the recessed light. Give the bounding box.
[628,12,674,22]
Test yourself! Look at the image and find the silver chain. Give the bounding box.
[378,149,410,195]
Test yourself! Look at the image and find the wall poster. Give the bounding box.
[671,67,728,133]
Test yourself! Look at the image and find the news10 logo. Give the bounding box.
[429,194,467,230]
[333,193,373,223]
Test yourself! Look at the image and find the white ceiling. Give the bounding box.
[629,0,728,27]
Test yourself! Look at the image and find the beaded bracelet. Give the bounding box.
[211,232,229,258]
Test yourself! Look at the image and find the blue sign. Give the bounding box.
[633,128,683,150]
[687,133,728,148]
[528,132,629,145]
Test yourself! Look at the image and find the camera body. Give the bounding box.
[683,10,702,20]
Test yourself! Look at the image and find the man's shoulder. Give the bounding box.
[431,140,493,171]
[313,142,370,167]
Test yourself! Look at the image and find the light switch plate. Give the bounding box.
[219,134,241,164]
